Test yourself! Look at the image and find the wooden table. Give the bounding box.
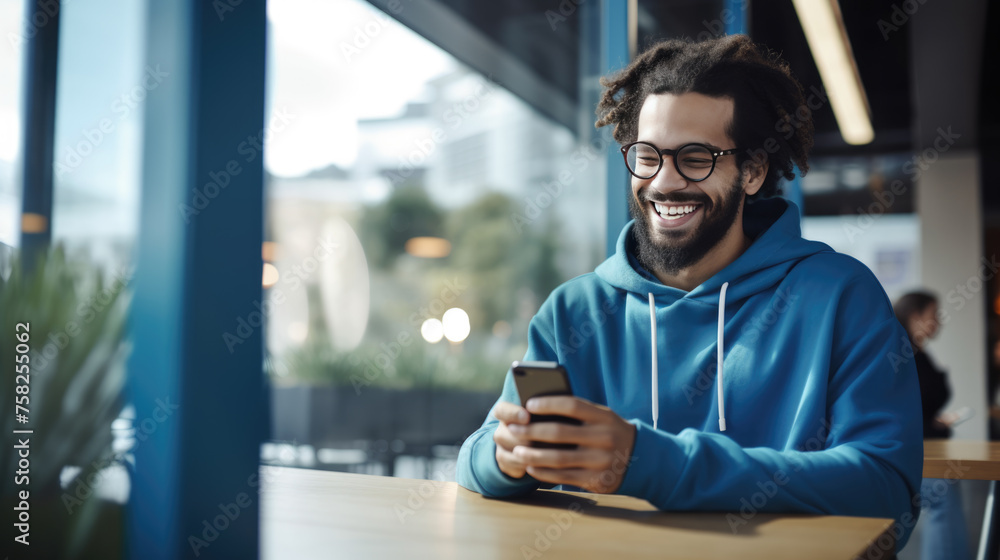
[923,440,1000,560]
[923,440,1000,480]
[260,466,898,559]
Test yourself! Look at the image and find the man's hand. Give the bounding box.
[492,402,534,479]
[498,396,636,493]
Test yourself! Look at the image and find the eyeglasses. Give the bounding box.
[621,141,739,182]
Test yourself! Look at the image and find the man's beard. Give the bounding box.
[629,175,745,277]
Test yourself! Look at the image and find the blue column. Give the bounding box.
[602,0,630,257]
[725,0,748,35]
[18,0,60,267]
[127,1,267,559]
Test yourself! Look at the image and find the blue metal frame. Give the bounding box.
[602,0,630,257]
[18,0,60,266]
[725,0,748,35]
[127,1,267,558]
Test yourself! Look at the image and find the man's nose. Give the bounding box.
[646,156,688,194]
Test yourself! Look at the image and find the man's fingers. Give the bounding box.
[508,422,613,448]
[493,422,531,451]
[513,445,605,469]
[525,396,607,423]
[493,402,531,425]
[496,446,527,479]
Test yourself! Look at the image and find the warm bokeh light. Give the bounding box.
[21,213,48,233]
[262,241,279,261]
[262,262,280,288]
[404,236,452,259]
[421,318,444,343]
[442,307,471,343]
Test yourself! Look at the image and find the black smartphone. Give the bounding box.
[511,361,581,449]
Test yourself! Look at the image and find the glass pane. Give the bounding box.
[800,153,920,302]
[0,0,24,257]
[263,0,605,478]
[50,0,147,273]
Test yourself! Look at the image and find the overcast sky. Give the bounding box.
[0,0,457,178]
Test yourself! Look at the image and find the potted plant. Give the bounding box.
[0,247,130,559]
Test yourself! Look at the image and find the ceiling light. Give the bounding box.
[793,0,874,145]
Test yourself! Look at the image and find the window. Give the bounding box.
[263,0,605,478]
[0,0,24,258]
[50,0,148,273]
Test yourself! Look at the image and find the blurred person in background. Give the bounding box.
[894,290,971,560]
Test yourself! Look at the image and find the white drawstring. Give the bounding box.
[648,283,729,433]
[648,292,658,431]
[717,282,729,432]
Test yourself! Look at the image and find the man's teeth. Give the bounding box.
[653,203,698,218]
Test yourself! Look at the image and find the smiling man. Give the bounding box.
[456,35,923,552]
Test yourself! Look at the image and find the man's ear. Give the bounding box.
[741,158,769,196]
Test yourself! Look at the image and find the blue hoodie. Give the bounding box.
[456,198,923,550]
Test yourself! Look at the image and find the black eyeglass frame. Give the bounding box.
[620,141,740,182]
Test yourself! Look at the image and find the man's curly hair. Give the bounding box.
[595,34,814,199]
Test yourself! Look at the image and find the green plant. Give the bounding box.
[271,334,507,394]
[0,246,131,558]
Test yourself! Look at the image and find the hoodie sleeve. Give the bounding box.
[455,306,559,498]
[616,278,924,551]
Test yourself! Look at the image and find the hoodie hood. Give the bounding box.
[596,198,831,431]
[596,197,831,304]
